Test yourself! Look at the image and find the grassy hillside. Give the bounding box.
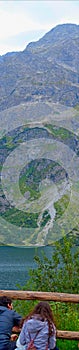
[0,101,79,246]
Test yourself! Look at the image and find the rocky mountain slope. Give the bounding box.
[0,23,79,246]
[0,23,79,111]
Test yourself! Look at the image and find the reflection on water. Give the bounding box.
[0,246,53,290]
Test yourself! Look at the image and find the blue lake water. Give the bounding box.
[0,246,53,290]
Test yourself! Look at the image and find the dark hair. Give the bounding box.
[0,296,12,308]
[22,301,55,335]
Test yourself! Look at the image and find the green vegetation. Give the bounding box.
[44,124,74,140]
[40,210,51,227]
[4,135,14,148]
[54,194,70,219]
[2,135,15,151]
[14,236,79,349]
[25,235,79,293]
[1,207,39,228]
[19,164,40,200]
[19,158,66,200]
[74,104,79,111]
[0,124,79,245]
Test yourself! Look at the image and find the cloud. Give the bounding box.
[0,9,48,40]
[0,2,52,42]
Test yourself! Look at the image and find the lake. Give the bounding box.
[0,246,53,290]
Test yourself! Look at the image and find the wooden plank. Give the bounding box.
[12,328,79,340]
[0,290,79,303]
[57,330,79,340]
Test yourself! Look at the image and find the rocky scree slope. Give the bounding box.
[0,23,79,111]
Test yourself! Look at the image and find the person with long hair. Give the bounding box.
[16,301,59,350]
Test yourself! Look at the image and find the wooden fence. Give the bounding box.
[0,290,79,340]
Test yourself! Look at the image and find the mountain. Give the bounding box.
[0,23,79,111]
[0,24,79,246]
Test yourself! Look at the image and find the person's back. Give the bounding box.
[17,301,59,350]
[0,296,22,350]
[20,315,52,350]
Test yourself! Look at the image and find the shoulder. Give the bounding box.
[11,309,22,321]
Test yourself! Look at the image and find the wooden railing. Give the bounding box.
[0,290,79,340]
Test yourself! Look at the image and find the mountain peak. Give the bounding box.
[26,23,79,51]
[0,23,79,110]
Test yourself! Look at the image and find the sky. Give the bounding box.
[0,0,79,55]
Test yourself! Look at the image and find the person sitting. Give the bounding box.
[0,296,22,350]
[15,301,59,350]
